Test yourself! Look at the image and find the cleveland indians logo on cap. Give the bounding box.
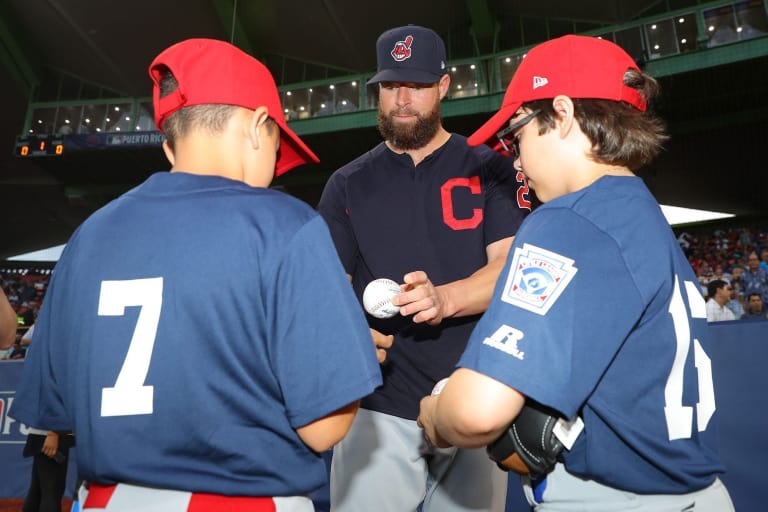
[391,35,413,62]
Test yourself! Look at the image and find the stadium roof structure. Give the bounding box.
[0,0,766,260]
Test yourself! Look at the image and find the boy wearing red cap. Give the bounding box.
[418,35,734,510]
[12,38,381,511]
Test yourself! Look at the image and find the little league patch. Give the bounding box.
[501,243,578,315]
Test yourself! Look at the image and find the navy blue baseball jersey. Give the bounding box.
[460,176,725,494]
[12,172,382,497]
[318,135,529,419]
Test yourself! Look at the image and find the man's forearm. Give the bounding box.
[439,236,513,318]
[437,256,508,318]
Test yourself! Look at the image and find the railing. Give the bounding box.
[19,0,768,138]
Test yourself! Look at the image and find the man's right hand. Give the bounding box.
[42,432,59,458]
[370,328,393,363]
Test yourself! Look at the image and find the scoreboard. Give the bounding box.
[13,131,165,157]
[14,134,65,157]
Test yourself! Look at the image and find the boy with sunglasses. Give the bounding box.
[418,35,733,511]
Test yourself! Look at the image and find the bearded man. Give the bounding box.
[317,25,530,512]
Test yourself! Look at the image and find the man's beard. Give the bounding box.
[377,104,442,150]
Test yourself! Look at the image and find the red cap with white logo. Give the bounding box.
[468,35,646,148]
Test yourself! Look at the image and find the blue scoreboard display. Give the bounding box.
[14,135,65,157]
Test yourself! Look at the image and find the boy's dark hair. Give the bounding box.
[523,69,667,170]
[157,66,238,150]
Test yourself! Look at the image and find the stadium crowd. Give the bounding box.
[676,220,768,320]
[1,219,766,361]
[0,268,51,359]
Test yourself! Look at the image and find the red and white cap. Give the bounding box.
[468,35,647,147]
[149,38,319,176]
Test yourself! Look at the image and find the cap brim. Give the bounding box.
[467,101,522,147]
[367,68,444,85]
[274,120,320,176]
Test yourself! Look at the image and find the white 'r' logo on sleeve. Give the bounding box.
[483,324,525,360]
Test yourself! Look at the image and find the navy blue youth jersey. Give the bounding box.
[460,176,725,494]
[318,135,529,419]
[12,172,382,497]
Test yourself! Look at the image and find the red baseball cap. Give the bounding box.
[468,35,647,147]
[149,38,319,176]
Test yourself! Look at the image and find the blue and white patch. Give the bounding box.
[501,243,577,315]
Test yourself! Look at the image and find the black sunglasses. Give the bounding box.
[496,109,541,157]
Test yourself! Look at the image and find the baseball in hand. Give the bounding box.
[363,278,401,319]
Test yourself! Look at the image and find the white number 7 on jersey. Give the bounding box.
[98,278,163,417]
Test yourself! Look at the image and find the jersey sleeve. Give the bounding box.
[478,147,530,246]
[11,247,75,431]
[317,171,357,275]
[270,215,381,429]
[459,207,644,419]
